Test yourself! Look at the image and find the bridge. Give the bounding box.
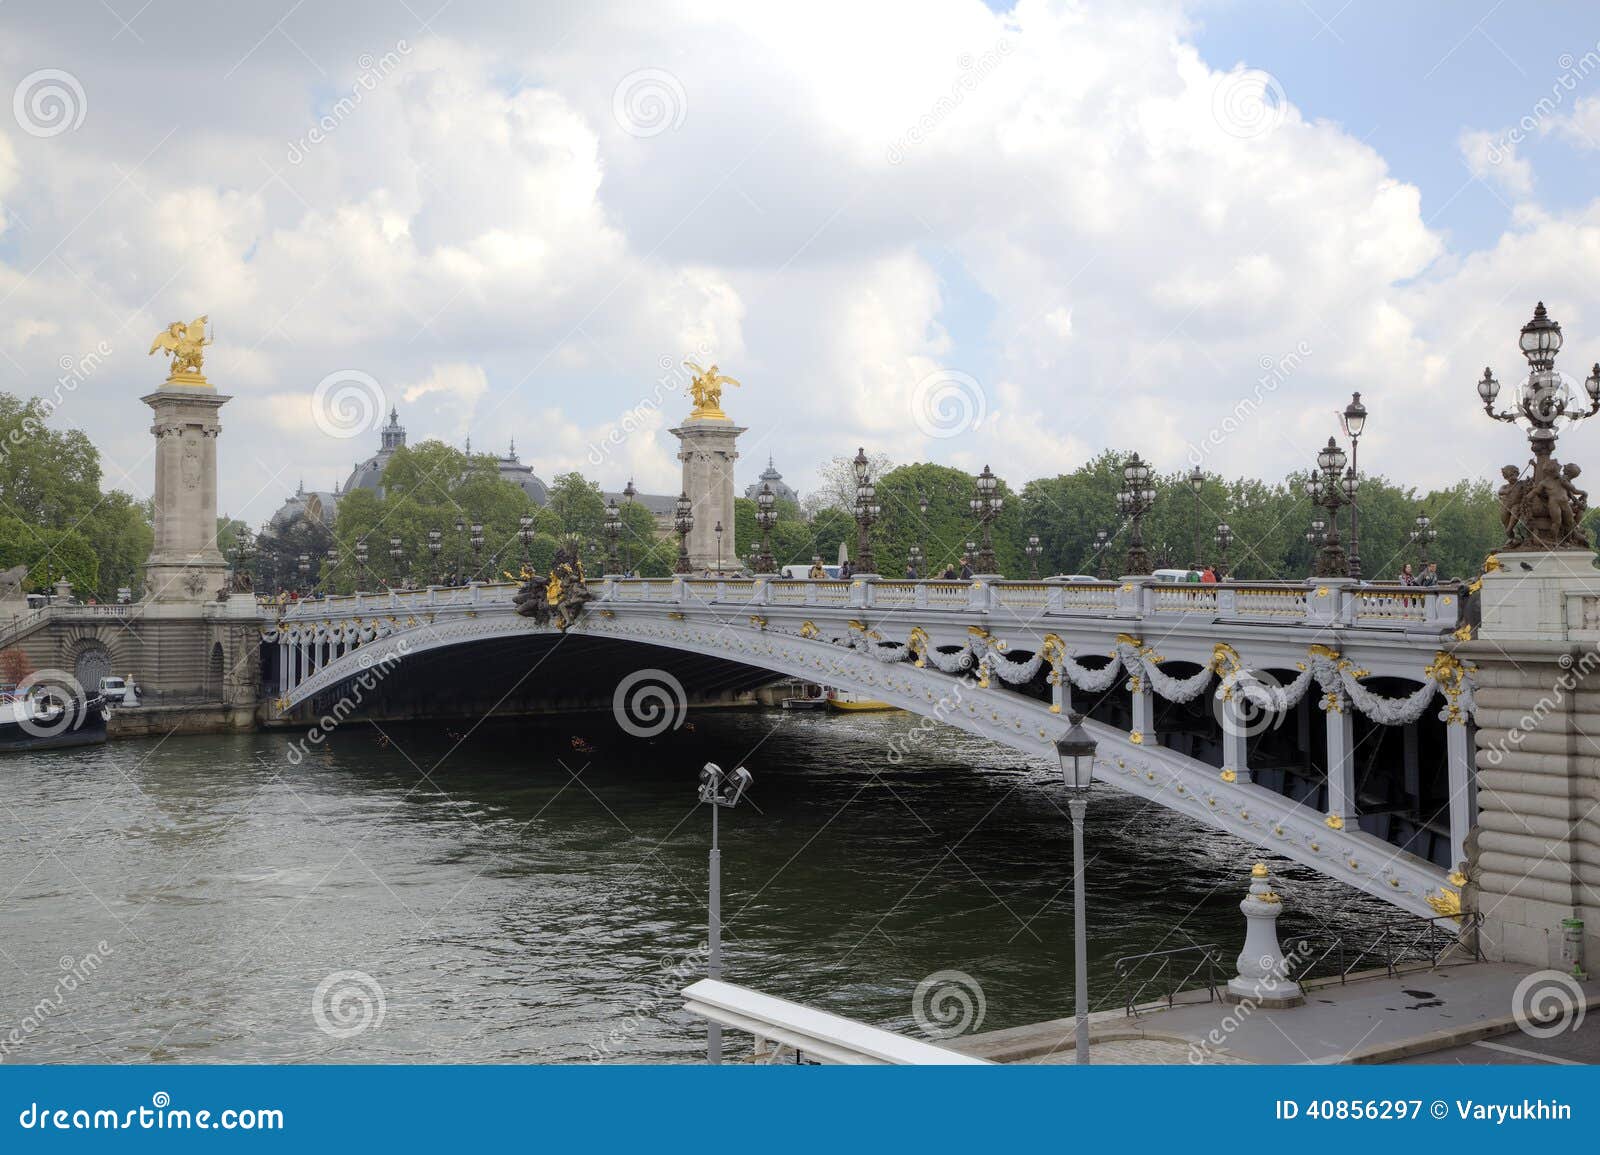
[266,573,1475,920]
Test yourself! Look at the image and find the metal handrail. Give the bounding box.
[1111,939,1227,1016]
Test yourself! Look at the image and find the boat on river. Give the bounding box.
[0,688,109,752]
[824,690,897,713]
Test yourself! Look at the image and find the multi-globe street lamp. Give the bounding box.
[470,522,484,579]
[1304,439,1352,578]
[907,543,924,579]
[1092,528,1110,579]
[1339,392,1368,579]
[673,492,694,575]
[753,482,777,574]
[1213,523,1233,579]
[297,552,311,593]
[324,544,340,593]
[1054,713,1098,1065]
[388,535,404,586]
[427,527,442,585]
[851,447,879,576]
[1410,511,1437,564]
[1118,453,1156,575]
[970,464,1002,575]
[604,499,622,575]
[697,761,753,1065]
[354,537,368,590]
[1187,464,1205,567]
[1478,302,1600,549]
[1025,533,1043,579]
[453,517,466,582]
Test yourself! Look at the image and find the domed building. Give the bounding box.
[744,456,798,505]
[485,439,550,506]
[343,406,409,497]
[270,480,341,530]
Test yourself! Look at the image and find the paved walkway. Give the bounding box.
[951,963,1599,1065]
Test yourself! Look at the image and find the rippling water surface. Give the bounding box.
[0,710,1398,1062]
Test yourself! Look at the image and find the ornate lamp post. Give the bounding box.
[1187,464,1204,567]
[907,543,923,579]
[354,537,368,590]
[453,517,466,582]
[1092,528,1110,579]
[427,527,442,585]
[673,492,694,575]
[1410,511,1437,564]
[1054,714,1097,1065]
[1213,522,1233,580]
[1478,302,1600,549]
[698,762,753,1064]
[469,522,484,579]
[324,544,340,593]
[971,464,1002,574]
[622,478,637,574]
[603,499,622,575]
[1025,533,1043,579]
[916,491,930,577]
[713,520,724,574]
[753,483,777,574]
[518,513,535,570]
[1119,453,1155,575]
[1304,439,1350,578]
[851,447,879,575]
[387,535,403,586]
[1339,392,1367,579]
[297,552,311,593]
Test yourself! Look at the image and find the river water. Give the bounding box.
[0,710,1398,1063]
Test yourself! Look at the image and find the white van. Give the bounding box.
[1152,568,1198,584]
[97,676,127,704]
[779,564,841,580]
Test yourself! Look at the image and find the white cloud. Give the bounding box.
[1460,128,1533,197]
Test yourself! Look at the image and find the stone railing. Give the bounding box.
[278,576,1466,633]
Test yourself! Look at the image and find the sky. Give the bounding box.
[4,0,1600,526]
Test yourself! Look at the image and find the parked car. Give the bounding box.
[1042,574,1102,583]
[779,564,841,580]
[1152,568,1199,583]
[97,676,128,704]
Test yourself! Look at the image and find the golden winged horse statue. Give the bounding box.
[149,315,212,380]
[684,360,739,419]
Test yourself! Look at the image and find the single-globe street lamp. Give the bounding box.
[1187,464,1204,567]
[1054,713,1097,1065]
[1339,392,1367,579]
[917,491,930,576]
[673,492,694,575]
[622,478,638,574]
[714,520,724,574]
[453,517,466,583]
[698,761,753,1065]
[1213,522,1233,580]
[851,447,879,576]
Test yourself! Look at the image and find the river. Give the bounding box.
[0,709,1399,1063]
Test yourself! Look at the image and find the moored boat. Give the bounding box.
[0,689,109,752]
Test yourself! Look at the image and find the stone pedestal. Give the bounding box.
[1462,549,1600,969]
[671,416,743,574]
[1226,863,1304,1007]
[142,380,230,604]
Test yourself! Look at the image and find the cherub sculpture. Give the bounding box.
[148,316,212,377]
